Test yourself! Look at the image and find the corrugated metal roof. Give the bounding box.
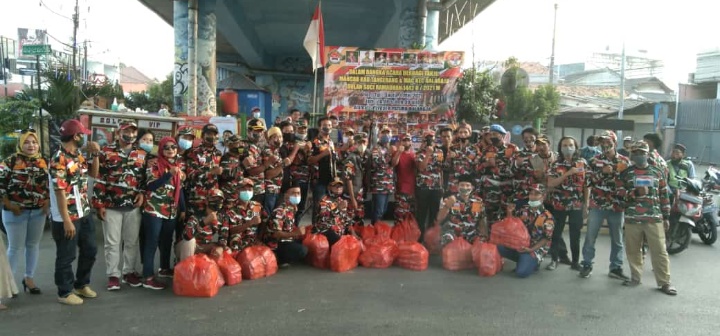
[217,74,267,91]
[694,50,720,83]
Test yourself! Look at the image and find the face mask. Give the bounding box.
[75,136,85,148]
[356,145,367,153]
[272,139,282,148]
[528,200,543,208]
[229,147,241,154]
[561,148,576,157]
[342,136,352,144]
[425,137,434,146]
[239,190,253,202]
[178,139,193,150]
[490,137,502,146]
[631,154,648,167]
[207,202,222,212]
[283,133,294,143]
[459,137,469,143]
[289,195,301,205]
[601,145,613,154]
[139,143,153,153]
[253,112,261,119]
[203,136,215,145]
[295,133,307,141]
[250,132,262,142]
[321,127,331,134]
[121,134,136,144]
[459,187,473,196]
[379,135,390,144]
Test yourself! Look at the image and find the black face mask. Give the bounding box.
[425,137,434,146]
[321,127,331,134]
[121,134,137,144]
[490,137,502,146]
[203,136,215,145]
[459,137,470,143]
[208,202,222,212]
[283,133,294,143]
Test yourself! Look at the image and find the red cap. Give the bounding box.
[60,119,91,136]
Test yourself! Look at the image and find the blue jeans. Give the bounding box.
[51,216,97,297]
[294,181,309,225]
[582,209,625,270]
[141,214,176,278]
[497,245,538,278]
[371,193,390,224]
[2,209,46,278]
[264,193,279,214]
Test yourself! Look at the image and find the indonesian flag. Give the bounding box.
[303,4,325,70]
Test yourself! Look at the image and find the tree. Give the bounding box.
[456,68,500,124]
[125,73,173,112]
[0,96,40,135]
[500,57,560,122]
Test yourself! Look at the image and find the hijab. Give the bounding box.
[157,136,182,205]
[17,132,42,159]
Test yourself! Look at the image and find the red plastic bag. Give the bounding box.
[423,224,441,254]
[395,242,429,271]
[490,216,530,251]
[359,237,398,268]
[353,224,376,241]
[375,221,393,239]
[391,214,422,243]
[442,237,474,271]
[303,233,330,269]
[235,245,278,280]
[211,251,243,286]
[173,254,221,297]
[472,241,503,277]
[330,235,361,272]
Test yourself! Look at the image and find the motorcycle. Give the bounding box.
[703,166,720,193]
[666,177,719,255]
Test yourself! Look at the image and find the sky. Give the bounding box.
[1,0,718,85]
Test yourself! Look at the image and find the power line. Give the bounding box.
[39,0,73,21]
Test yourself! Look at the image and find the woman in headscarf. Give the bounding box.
[141,137,185,290]
[0,129,49,295]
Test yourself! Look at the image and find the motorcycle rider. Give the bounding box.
[667,144,696,196]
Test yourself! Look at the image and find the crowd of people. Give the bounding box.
[0,111,686,309]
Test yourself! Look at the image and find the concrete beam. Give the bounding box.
[215,0,268,69]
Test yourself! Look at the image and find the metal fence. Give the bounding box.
[676,99,720,164]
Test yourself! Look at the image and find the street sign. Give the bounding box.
[22,44,52,56]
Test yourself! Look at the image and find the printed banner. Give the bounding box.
[323,47,464,115]
[17,28,48,58]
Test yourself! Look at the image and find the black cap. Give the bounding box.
[202,123,219,135]
[248,119,266,131]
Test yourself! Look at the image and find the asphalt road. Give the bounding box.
[1,164,719,335]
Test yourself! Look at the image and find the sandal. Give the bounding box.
[623,279,641,287]
[659,284,677,296]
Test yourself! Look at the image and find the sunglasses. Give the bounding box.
[163,145,178,150]
[20,128,37,134]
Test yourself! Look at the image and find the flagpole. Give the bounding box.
[312,0,322,116]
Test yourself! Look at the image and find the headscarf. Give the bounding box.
[17,131,42,159]
[157,136,182,205]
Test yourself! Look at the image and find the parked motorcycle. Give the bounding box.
[666,177,719,255]
[703,166,720,193]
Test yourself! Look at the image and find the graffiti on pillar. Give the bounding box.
[173,0,189,114]
[197,1,217,116]
[398,3,420,48]
[279,78,313,114]
[276,56,308,73]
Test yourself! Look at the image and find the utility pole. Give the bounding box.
[1,36,7,98]
[548,3,558,85]
[83,40,87,82]
[72,0,79,79]
[617,43,626,141]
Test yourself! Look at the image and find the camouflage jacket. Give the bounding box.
[369,146,395,194]
[183,144,222,213]
[511,205,554,262]
[93,143,147,209]
[264,145,283,194]
[313,194,350,234]
[416,146,444,190]
[548,158,587,211]
[446,143,477,194]
[49,147,91,221]
[441,194,485,245]
[616,165,671,224]
[265,202,298,250]
[219,152,244,205]
[474,143,519,206]
[511,149,538,202]
[183,213,228,246]
[0,154,49,209]
[221,200,265,251]
[283,142,310,184]
[143,156,185,219]
[586,153,630,212]
[243,143,266,195]
[341,150,366,194]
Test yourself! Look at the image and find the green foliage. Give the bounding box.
[0,96,41,135]
[532,84,560,120]
[82,79,124,100]
[0,138,17,161]
[456,68,499,124]
[40,70,82,119]
[125,74,172,112]
[500,57,560,122]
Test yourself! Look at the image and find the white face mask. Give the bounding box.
[528,200,543,208]
[253,112,261,119]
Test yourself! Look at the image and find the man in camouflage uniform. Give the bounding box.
[369,126,396,224]
[265,184,308,267]
[178,189,228,261]
[313,178,353,246]
[218,134,245,208]
[415,129,444,235]
[616,141,677,295]
[446,124,477,195]
[308,117,339,222]
[50,119,100,305]
[93,120,147,290]
[580,130,631,280]
[434,174,488,246]
[183,124,223,217]
[341,132,368,227]
[281,119,311,224]
[475,124,519,222]
[392,133,416,223]
[511,127,539,206]
[262,126,286,213]
[221,179,265,251]
[176,127,195,155]
[243,119,269,211]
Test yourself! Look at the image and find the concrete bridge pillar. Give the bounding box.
[424,0,440,50]
[196,0,217,116]
[173,0,188,114]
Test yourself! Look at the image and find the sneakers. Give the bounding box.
[609,268,630,281]
[570,263,582,271]
[579,265,593,278]
[157,269,174,278]
[58,293,84,305]
[142,277,166,290]
[107,277,121,291]
[73,286,97,298]
[122,273,142,287]
[545,261,558,270]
